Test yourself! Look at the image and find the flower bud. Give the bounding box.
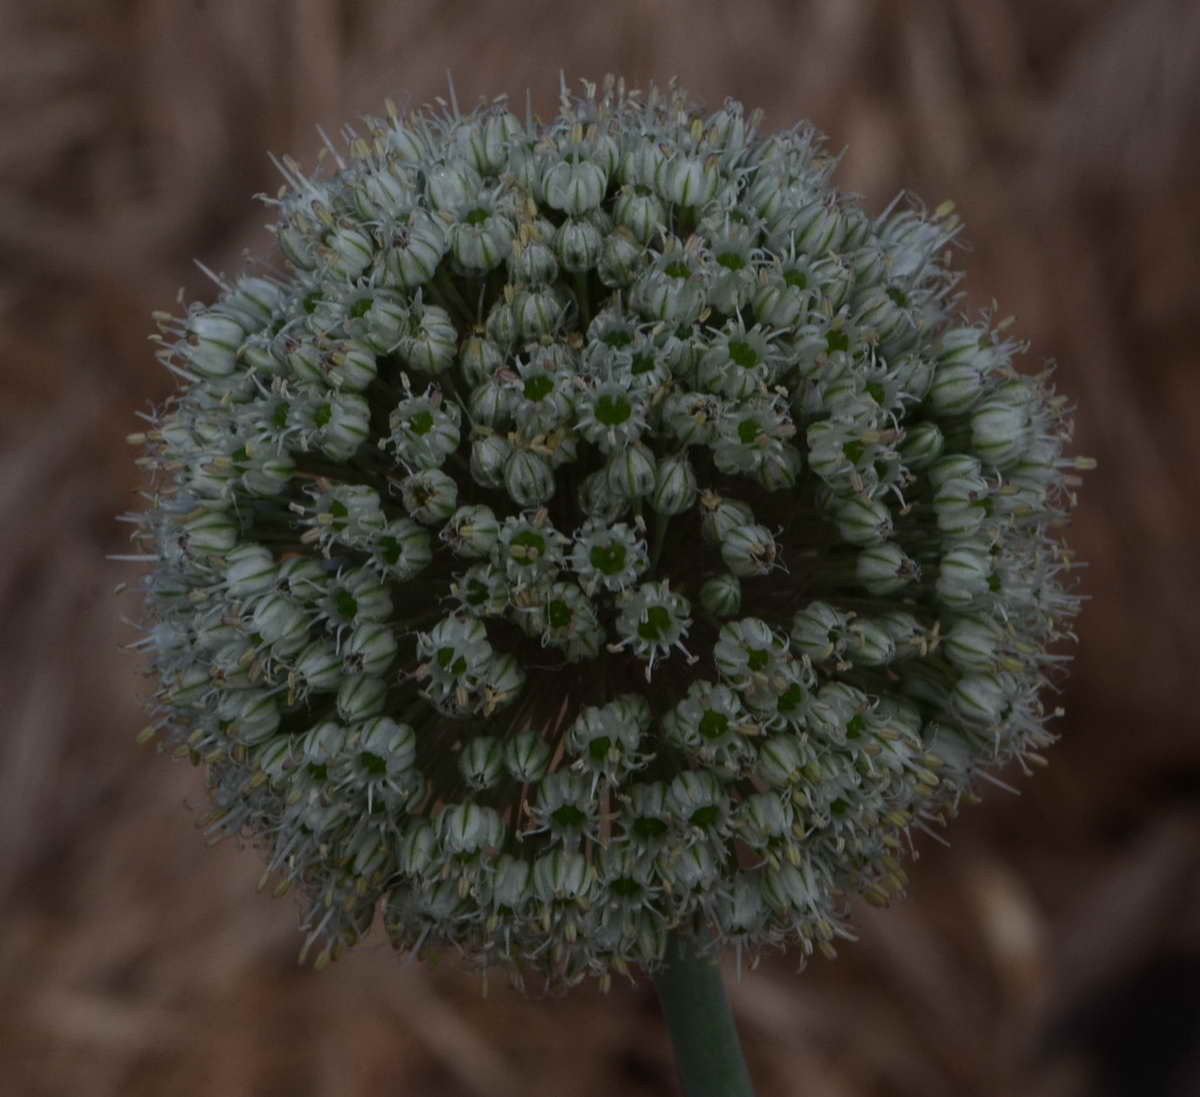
[427,162,482,212]
[490,855,533,912]
[700,573,742,619]
[833,495,893,546]
[856,543,917,595]
[605,442,657,501]
[323,223,374,277]
[380,215,447,289]
[971,395,1032,468]
[251,592,309,647]
[757,443,803,492]
[652,452,698,516]
[449,205,515,272]
[755,735,806,787]
[441,802,504,854]
[555,216,604,272]
[928,361,986,416]
[183,508,238,556]
[182,313,244,378]
[504,449,556,507]
[933,474,991,536]
[504,730,552,783]
[951,673,1010,727]
[543,158,607,215]
[790,602,849,663]
[598,228,645,287]
[457,109,522,174]
[700,494,754,546]
[399,469,458,525]
[225,544,277,598]
[720,523,779,577]
[762,863,817,916]
[401,305,458,375]
[315,392,371,460]
[936,543,993,608]
[661,155,720,206]
[899,421,944,470]
[441,505,500,558]
[508,236,560,285]
[458,334,505,387]
[344,622,399,676]
[224,689,281,746]
[737,790,794,845]
[294,638,343,693]
[337,675,388,721]
[845,619,897,666]
[533,849,595,904]
[614,186,665,243]
[943,617,1004,673]
[397,821,437,877]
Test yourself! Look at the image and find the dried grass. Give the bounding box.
[3,1,1199,1094]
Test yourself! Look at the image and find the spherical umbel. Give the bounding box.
[129,76,1088,988]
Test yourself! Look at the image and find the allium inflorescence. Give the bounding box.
[128,76,1088,989]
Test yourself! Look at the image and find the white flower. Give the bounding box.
[132,76,1085,986]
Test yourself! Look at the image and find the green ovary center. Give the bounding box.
[552,804,587,828]
[699,710,729,738]
[591,542,626,575]
[510,531,546,562]
[595,393,632,426]
[638,605,672,641]
[728,340,759,369]
[778,684,807,713]
[359,751,386,777]
[737,418,761,445]
[633,815,668,840]
[524,375,554,402]
[436,647,467,675]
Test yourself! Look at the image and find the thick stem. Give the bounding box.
[652,932,757,1097]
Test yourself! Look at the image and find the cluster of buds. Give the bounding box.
[128,77,1087,988]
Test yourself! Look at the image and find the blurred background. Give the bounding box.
[2,1,1199,1094]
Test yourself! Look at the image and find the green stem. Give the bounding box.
[431,268,476,329]
[651,511,670,571]
[573,271,592,328]
[652,932,757,1097]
